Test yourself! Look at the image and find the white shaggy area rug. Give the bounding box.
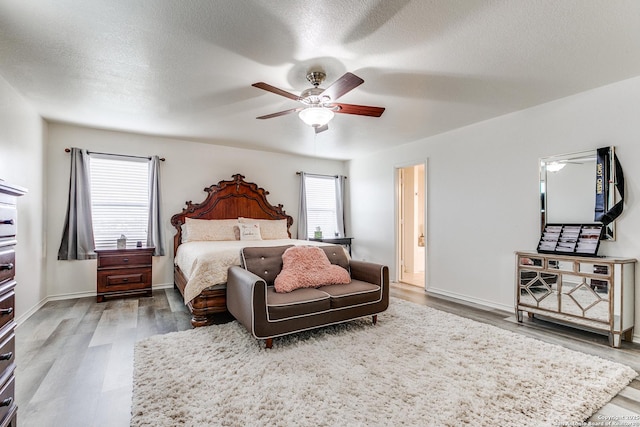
[132,298,636,427]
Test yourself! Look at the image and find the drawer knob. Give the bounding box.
[0,397,12,407]
[0,352,12,361]
[0,219,14,225]
[0,263,13,271]
[122,278,129,282]
[0,308,13,316]
[123,258,129,262]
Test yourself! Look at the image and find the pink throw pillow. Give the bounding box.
[274,246,351,293]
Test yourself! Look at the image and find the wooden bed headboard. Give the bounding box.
[170,174,294,254]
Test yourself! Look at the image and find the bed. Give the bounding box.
[171,173,332,327]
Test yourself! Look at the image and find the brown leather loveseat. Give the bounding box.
[226,245,389,348]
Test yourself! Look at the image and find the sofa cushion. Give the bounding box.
[274,246,351,293]
[266,287,331,320]
[318,280,382,309]
[319,245,350,271]
[241,245,293,285]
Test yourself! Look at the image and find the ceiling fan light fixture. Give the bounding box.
[298,107,334,127]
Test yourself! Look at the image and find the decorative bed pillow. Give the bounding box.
[184,218,238,241]
[239,218,289,240]
[239,222,262,241]
[274,246,351,293]
[233,226,240,240]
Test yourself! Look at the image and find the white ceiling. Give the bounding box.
[1,1,640,160]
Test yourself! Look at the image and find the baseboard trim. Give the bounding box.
[15,297,49,327]
[426,287,638,344]
[16,283,175,327]
[426,287,513,314]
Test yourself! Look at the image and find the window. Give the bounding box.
[89,155,149,249]
[304,175,339,239]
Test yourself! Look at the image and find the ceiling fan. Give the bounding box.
[252,71,385,133]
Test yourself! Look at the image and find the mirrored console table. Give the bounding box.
[515,251,636,347]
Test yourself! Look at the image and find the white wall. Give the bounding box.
[348,75,640,339]
[0,76,47,322]
[45,123,346,298]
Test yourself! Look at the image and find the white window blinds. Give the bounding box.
[89,155,149,249]
[304,175,338,239]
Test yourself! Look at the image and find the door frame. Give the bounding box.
[394,160,428,289]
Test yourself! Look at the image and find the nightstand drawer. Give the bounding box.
[97,269,151,292]
[97,253,151,268]
[0,250,14,285]
[0,207,16,240]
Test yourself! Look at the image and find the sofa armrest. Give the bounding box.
[226,265,268,335]
[349,260,389,287]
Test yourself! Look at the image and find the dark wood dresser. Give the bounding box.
[96,247,154,302]
[0,181,26,427]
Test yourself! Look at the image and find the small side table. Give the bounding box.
[96,247,154,302]
[309,237,353,256]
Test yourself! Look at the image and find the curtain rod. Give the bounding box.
[64,148,165,162]
[296,171,347,179]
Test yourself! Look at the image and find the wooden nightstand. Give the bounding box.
[309,237,353,255]
[96,247,154,302]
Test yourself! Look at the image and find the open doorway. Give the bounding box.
[396,162,426,288]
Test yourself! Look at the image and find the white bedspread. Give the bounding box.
[175,239,343,303]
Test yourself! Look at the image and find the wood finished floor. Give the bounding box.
[16,285,640,427]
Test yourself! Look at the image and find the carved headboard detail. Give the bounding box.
[170,174,294,254]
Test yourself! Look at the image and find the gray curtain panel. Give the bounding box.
[146,155,165,256]
[297,172,308,240]
[58,147,96,260]
[335,175,346,237]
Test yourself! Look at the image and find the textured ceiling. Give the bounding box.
[1,1,639,160]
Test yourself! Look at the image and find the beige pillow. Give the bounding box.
[239,222,262,241]
[184,218,238,241]
[239,218,289,240]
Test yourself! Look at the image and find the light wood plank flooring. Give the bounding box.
[16,285,640,427]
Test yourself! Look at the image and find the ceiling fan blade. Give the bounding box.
[256,107,304,119]
[315,124,329,134]
[334,103,385,117]
[252,82,300,101]
[320,72,364,101]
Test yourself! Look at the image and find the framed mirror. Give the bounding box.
[540,147,616,240]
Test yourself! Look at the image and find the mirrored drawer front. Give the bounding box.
[0,250,15,285]
[0,324,14,378]
[0,289,14,332]
[98,254,151,268]
[0,373,15,424]
[0,207,16,239]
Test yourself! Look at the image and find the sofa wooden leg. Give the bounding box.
[265,338,273,349]
[372,315,378,325]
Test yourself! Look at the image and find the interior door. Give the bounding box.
[396,163,426,288]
